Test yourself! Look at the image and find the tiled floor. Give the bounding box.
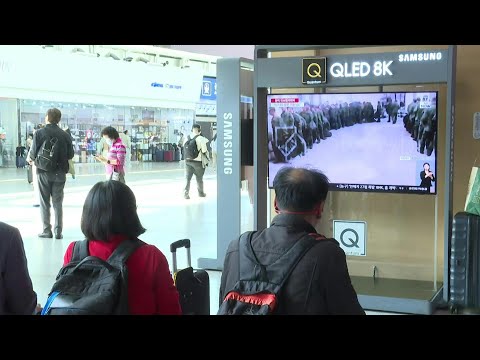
[1,161,406,315]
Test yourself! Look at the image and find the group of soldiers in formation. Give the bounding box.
[268,96,436,164]
[403,97,437,157]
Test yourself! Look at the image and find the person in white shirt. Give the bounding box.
[183,124,209,199]
[210,133,217,171]
[27,124,43,207]
[119,130,131,167]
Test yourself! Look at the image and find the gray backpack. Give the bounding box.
[41,239,143,315]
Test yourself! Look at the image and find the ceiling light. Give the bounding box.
[136,57,149,64]
[105,52,120,60]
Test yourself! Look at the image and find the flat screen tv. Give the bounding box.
[267,91,438,195]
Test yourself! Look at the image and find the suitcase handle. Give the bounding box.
[170,239,191,252]
[170,239,191,273]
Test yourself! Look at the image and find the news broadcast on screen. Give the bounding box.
[267,91,438,195]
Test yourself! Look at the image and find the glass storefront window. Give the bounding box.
[18,99,194,164]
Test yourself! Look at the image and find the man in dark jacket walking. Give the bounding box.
[0,222,38,315]
[220,167,365,315]
[28,108,74,239]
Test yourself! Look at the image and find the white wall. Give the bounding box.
[0,46,204,110]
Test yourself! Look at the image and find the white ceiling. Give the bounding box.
[169,45,255,60]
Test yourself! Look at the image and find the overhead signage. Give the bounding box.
[302,57,327,85]
[200,76,217,101]
[269,49,450,88]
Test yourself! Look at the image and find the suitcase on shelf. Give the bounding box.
[164,150,174,162]
[170,239,210,315]
[449,211,480,314]
[27,165,33,184]
[155,148,164,162]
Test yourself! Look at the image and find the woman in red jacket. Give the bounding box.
[63,180,182,315]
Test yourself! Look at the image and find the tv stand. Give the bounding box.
[352,276,444,315]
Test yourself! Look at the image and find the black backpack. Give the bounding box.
[41,239,143,315]
[217,231,320,315]
[35,132,59,172]
[184,135,200,160]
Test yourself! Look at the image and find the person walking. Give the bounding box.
[183,124,209,199]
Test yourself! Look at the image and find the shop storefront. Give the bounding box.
[0,46,203,167]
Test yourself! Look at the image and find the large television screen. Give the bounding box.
[267,92,438,195]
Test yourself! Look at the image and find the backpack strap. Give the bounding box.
[106,239,145,266]
[71,240,89,262]
[238,231,319,295]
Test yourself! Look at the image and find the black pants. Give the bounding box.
[185,160,205,195]
[37,171,66,234]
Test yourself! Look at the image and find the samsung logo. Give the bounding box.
[398,52,442,62]
[223,112,233,175]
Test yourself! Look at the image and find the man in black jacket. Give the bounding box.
[28,108,74,239]
[220,167,365,315]
[0,221,38,314]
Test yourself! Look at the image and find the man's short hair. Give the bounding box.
[81,181,146,242]
[46,108,62,125]
[273,167,329,212]
[192,124,201,132]
[101,126,120,140]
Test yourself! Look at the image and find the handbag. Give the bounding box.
[110,166,120,181]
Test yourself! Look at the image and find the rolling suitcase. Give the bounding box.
[175,148,181,161]
[155,148,164,162]
[449,211,480,314]
[170,239,210,315]
[16,156,26,168]
[164,150,174,162]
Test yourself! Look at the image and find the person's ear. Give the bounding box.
[274,198,280,214]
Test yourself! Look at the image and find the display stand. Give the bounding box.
[253,45,457,314]
[198,58,254,270]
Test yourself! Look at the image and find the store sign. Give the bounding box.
[200,76,217,101]
[150,82,182,90]
[330,60,393,78]
[302,58,327,85]
[259,49,449,88]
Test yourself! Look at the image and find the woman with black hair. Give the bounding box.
[62,180,182,315]
[95,126,126,183]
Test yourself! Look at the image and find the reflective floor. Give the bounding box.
[0,161,401,314]
[0,161,231,313]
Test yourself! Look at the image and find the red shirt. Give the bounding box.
[64,235,182,315]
